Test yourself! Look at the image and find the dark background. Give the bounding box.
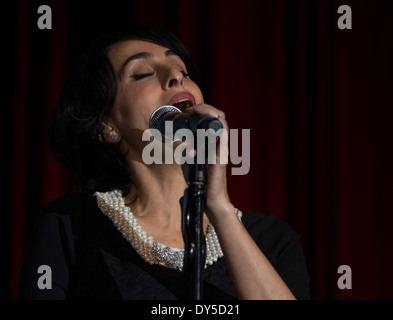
[3,0,393,300]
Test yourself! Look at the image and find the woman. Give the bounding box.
[17,23,310,300]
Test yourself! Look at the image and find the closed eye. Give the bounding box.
[131,72,154,80]
[181,71,190,77]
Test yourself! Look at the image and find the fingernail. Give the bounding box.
[191,104,203,109]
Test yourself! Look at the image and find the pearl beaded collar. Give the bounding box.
[95,189,242,271]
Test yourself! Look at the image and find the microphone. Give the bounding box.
[149,105,223,142]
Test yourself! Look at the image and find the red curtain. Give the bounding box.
[6,0,393,299]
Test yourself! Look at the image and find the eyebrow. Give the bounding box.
[119,49,179,79]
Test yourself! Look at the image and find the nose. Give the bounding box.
[163,67,184,89]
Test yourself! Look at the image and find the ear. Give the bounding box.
[99,122,121,143]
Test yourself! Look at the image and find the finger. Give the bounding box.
[185,104,228,130]
[186,104,223,118]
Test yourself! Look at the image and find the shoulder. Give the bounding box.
[242,212,299,241]
[41,192,97,216]
[35,192,103,239]
[39,192,101,223]
[241,212,300,264]
[30,192,97,234]
[242,212,311,300]
[18,192,101,299]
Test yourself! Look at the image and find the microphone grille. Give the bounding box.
[149,105,181,129]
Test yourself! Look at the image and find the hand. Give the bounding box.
[182,104,233,222]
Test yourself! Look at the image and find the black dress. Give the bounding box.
[17,192,311,300]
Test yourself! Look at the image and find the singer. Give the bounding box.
[17,23,310,300]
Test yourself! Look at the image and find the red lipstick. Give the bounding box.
[168,92,196,110]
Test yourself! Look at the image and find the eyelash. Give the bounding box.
[181,71,190,78]
[131,72,154,80]
[131,70,190,81]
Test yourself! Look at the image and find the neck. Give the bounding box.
[125,160,188,218]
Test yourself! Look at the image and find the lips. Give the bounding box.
[168,92,196,111]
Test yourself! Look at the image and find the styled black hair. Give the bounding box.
[48,23,200,196]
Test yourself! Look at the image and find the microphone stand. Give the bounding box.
[181,159,207,300]
[179,115,222,300]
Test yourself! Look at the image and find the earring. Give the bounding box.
[111,132,119,140]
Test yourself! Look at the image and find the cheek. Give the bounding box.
[189,82,204,104]
[113,84,160,131]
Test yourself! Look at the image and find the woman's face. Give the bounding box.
[106,39,204,154]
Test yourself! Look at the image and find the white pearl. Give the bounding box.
[95,189,242,271]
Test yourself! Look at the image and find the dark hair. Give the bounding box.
[48,23,200,196]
